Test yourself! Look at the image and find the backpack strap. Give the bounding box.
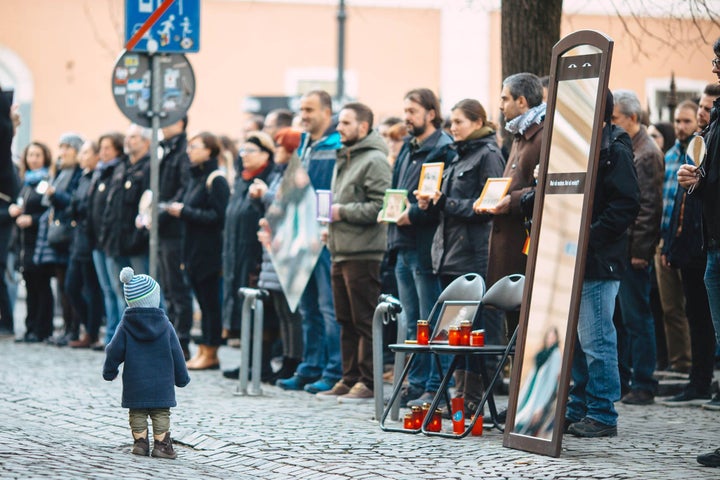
[205,170,225,191]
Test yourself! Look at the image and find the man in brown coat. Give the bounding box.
[477,73,545,341]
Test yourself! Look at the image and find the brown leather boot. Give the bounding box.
[151,432,177,459]
[186,344,206,369]
[69,333,96,349]
[188,345,220,370]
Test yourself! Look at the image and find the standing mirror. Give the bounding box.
[503,30,614,457]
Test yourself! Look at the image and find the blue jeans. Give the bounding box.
[394,249,441,391]
[93,251,121,344]
[617,263,657,393]
[567,280,621,427]
[704,249,720,346]
[296,248,342,381]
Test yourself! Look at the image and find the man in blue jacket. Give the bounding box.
[276,90,344,394]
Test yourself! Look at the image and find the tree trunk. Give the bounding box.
[501,0,563,80]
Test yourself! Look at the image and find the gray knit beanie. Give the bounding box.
[58,132,85,152]
[119,267,160,308]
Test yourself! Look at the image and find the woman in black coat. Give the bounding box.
[417,99,505,414]
[166,132,230,370]
[9,142,53,342]
[220,131,277,381]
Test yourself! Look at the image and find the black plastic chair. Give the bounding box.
[422,274,525,438]
[380,273,486,433]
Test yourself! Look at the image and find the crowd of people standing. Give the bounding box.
[1,36,719,467]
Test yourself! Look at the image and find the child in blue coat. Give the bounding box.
[103,267,190,459]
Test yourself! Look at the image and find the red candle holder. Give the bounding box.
[471,414,483,436]
[427,409,442,432]
[448,326,462,346]
[421,402,431,426]
[404,413,414,429]
[451,397,465,434]
[411,406,423,429]
[470,329,485,347]
[417,320,429,345]
[459,320,472,346]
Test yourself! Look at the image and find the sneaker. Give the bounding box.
[406,391,437,408]
[275,374,319,391]
[337,382,374,404]
[697,448,720,467]
[399,385,424,408]
[567,417,617,438]
[316,381,351,400]
[659,386,711,407]
[702,393,720,411]
[305,377,337,394]
[151,433,177,459]
[621,389,654,405]
[131,437,149,456]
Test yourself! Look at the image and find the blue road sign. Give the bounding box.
[125,0,200,53]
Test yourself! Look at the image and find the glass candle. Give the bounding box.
[448,326,462,346]
[471,415,483,436]
[451,397,465,434]
[417,320,430,345]
[404,413,414,429]
[411,406,423,429]
[459,320,472,346]
[421,402,431,426]
[427,409,442,432]
[470,329,485,347]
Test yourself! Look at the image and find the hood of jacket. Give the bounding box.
[122,307,169,342]
[337,129,389,161]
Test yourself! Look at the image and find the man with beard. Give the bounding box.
[317,102,391,402]
[388,88,454,408]
[698,83,720,131]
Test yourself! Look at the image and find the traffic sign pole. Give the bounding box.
[148,53,162,280]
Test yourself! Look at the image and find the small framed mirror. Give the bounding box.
[503,30,614,457]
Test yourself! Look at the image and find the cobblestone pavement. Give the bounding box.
[1,336,719,480]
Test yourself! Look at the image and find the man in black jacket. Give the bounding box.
[0,85,19,336]
[157,117,193,359]
[565,93,640,438]
[677,36,720,468]
[388,88,454,408]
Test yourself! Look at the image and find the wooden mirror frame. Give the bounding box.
[503,30,614,458]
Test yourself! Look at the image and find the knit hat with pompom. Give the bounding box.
[119,267,160,308]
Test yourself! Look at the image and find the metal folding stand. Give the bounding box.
[372,294,406,422]
[421,327,517,439]
[234,287,268,397]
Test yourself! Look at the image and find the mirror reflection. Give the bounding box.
[263,155,323,311]
[512,44,602,441]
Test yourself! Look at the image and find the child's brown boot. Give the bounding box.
[151,432,177,459]
[131,436,149,456]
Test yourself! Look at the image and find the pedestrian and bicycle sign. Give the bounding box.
[125,0,200,53]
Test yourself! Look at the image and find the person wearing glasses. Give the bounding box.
[677,37,720,469]
[218,131,276,379]
[166,132,230,371]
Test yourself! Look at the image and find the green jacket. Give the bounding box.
[328,130,391,263]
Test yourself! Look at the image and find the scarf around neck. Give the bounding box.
[505,103,546,136]
[24,167,48,186]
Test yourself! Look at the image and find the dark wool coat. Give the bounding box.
[158,133,190,239]
[102,154,150,257]
[33,165,82,266]
[181,157,230,281]
[14,173,50,272]
[68,169,94,262]
[103,307,190,409]
[221,160,275,330]
[86,157,123,251]
[486,121,544,288]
